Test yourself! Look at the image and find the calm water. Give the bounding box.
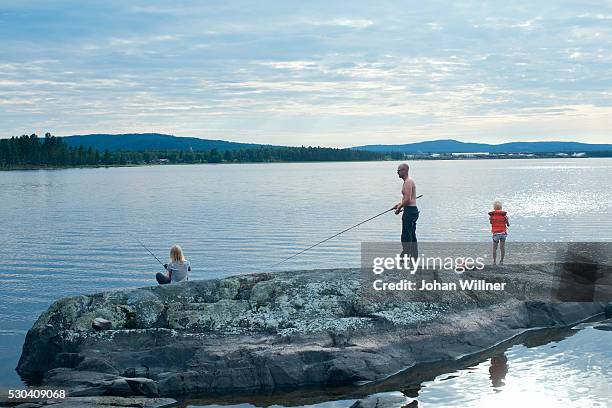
[1,158,611,399]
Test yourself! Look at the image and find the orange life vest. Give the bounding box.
[488,210,507,234]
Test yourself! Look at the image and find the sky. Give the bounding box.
[1,1,611,147]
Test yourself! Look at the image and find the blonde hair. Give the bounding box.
[493,200,503,210]
[170,244,185,263]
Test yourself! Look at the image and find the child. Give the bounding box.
[156,244,191,284]
[489,201,509,265]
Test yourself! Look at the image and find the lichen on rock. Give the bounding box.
[16,265,609,397]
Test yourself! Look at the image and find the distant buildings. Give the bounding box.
[450,152,490,157]
[401,151,593,160]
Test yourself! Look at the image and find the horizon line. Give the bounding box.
[4,132,610,149]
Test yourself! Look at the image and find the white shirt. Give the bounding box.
[167,260,190,282]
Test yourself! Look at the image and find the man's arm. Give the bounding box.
[394,194,405,213]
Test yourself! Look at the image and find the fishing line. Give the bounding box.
[271,194,423,268]
[131,233,165,268]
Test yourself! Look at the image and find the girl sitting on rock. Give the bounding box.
[156,244,191,284]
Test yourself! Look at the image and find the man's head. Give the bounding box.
[397,163,409,179]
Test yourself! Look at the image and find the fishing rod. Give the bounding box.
[271,194,423,268]
[132,234,165,268]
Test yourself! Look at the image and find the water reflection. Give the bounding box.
[489,353,508,389]
[181,321,611,408]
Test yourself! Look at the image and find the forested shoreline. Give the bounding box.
[0,133,402,169]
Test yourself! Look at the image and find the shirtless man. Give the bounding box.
[393,163,419,261]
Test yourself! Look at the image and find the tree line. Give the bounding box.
[0,133,102,168]
[0,133,403,169]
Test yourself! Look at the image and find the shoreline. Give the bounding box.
[178,316,607,407]
[16,264,610,398]
[1,155,607,172]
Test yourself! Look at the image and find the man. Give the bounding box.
[393,163,419,261]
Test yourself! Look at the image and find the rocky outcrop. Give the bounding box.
[10,396,176,408]
[349,392,416,408]
[16,264,609,397]
[594,317,612,331]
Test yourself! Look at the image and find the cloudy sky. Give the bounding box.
[1,1,611,146]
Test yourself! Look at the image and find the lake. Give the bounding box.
[1,158,611,403]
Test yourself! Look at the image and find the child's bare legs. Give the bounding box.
[492,241,498,265]
[499,240,505,265]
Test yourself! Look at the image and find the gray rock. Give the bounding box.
[76,357,119,374]
[593,317,612,331]
[605,302,612,318]
[349,392,413,408]
[16,265,607,397]
[124,377,159,397]
[106,378,133,396]
[92,318,112,331]
[15,396,176,407]
[125,290,165,328]
[122,366,150,378]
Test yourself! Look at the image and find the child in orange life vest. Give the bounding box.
[489,201,510,265]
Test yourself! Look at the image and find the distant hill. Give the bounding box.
[57,134,612,154]
[353,139,612,153]
[60,133,270,151]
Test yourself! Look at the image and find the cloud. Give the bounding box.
[109,34,183,47]
[1,0,612,145]
[576,13,612,20]
[255,60,319,70]
[307,18,374,29]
